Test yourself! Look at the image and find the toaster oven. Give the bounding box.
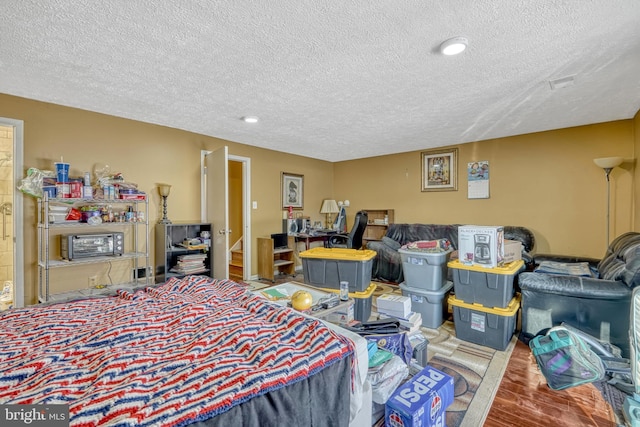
[60,232,124,260]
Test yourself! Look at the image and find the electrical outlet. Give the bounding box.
[133,267,151,279]
[88,275,98,287]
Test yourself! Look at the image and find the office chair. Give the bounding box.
[327,210,368,249]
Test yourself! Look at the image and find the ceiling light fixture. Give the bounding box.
[242,116,259,124]
[439,37,468,56]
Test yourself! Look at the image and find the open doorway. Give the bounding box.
[201,150,251,280]
[228,159,245,281]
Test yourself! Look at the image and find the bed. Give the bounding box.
[0,275,370,426]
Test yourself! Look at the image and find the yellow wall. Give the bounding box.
[333,121,635,256]
[0,94,333,304]
[1,93,638,305]
[634,109,640,228]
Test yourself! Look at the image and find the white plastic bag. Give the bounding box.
[369,355,409,404]
[17,167,55,198]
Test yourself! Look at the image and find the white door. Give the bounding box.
[201,150,251,282]
[203,147,230,279]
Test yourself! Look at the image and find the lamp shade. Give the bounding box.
[594,157,623,169]
[158,183,171,197]
[320,199,339,214]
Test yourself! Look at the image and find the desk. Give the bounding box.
[295,232,336,250]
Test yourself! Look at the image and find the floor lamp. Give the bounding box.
[593,157,623,247]
[158,183,172,224]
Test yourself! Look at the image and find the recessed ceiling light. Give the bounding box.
[440,37,468,56]
[242,116,259,123]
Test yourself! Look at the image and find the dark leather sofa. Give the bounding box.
[366,223,536,283]
[519,232,640,357]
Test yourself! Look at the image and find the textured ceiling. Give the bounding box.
[2,1,640,162]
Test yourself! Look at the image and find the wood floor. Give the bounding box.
[485,340,619,426]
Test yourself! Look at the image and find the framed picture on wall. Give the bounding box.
[421,148,458,191]
[282,172,304,209]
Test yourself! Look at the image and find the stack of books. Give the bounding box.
[170,253,208,275]
[377,294,411,318]
[376,294,423,332]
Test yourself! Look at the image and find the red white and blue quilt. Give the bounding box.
[0,276,353,426]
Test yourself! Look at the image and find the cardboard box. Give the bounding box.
[385,365,454,427]
[322,302,354,324]
[458,225,504,268]
[376,294,411,318]
[503,239,522,263]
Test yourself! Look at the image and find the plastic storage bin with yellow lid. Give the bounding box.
[300,248,376,292]
[399,248,453,291]
[448,259,525,308]
[448,294,520,351]
[319,282,376,322]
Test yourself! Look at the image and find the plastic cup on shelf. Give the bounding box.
[54,162,70,183]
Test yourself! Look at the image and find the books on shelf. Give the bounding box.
[176,242,208,250]
[170,253,208,274]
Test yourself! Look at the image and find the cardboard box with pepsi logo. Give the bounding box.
[385,365,454,427]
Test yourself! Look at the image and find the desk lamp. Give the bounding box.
[593,157,623,247]
[158,183,172,224]
[320,199,339,229]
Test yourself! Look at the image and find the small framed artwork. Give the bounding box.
[421,148,458,192]
[282,172,304,209]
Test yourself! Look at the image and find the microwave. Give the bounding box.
[60,232,124,260]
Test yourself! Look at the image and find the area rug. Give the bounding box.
[244,279,516,427]
[370,283,516,427]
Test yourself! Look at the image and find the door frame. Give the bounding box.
[0,117,24,308]
[200,150,251,280]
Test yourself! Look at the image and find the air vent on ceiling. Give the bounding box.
[549,75,576,90]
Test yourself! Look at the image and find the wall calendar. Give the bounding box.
[467,160,490,199]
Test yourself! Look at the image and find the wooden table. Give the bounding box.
[295,232,336,250]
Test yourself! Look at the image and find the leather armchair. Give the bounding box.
[519,232,640,357]
[327,210,368,249]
